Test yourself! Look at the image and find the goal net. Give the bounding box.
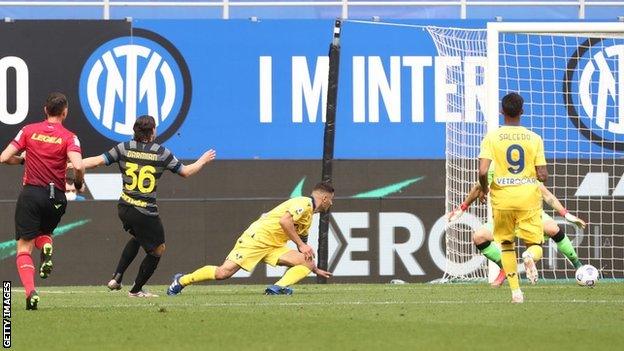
[428,22,624,281]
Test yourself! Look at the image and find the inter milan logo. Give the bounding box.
[79,30,191,142]
[565,40,624,151]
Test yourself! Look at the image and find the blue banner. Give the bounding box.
[124,19,490,159]
[2,20,622,159]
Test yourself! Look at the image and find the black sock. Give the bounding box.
[130,254,161,293]
[113,238,141,283]
[475,241,491,251]
[551,225,566,243]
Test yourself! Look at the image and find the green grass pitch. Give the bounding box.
[10,282,624,351]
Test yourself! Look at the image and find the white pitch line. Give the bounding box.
[12,289,111,294]
[11,286,437,294]
[23,299,624,309]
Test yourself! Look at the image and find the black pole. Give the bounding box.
[317,19,342,284]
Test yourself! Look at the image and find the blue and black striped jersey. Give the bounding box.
[103,141,182,216]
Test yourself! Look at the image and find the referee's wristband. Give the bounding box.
[460,203,469,211]
[558,208,569,216]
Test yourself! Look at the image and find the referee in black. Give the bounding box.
[82,115,216,297]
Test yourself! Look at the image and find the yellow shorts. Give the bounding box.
[492,208,544,245]
[226,232,292,272]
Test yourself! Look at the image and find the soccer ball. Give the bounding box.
[575,264,599,287]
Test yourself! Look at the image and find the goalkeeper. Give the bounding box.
[447,175,586,287]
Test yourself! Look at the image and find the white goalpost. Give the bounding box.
[431,22,624,282]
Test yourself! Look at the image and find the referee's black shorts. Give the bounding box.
[15,185,67,240]
[117,204,165,252]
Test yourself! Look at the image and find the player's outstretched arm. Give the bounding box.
[536,165,548,183]
[279,212,315,261]
[447,183,481,222]
[539,184,586,229]
[312,265,332,278]
[178,149,216,178]
[67,151,85,191]
[82,155,107,169]
[478,158,491,202]
[0,144,24,165]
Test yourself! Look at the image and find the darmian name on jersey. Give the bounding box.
[126,150,158,161]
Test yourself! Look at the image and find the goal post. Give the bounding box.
[318,19,343,284]
[430,21,624,282]
[486,22,624,129]
[426,26,491,282]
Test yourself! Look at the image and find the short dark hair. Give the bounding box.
[133,115,156,143]
[45,92,68,117]
[501,92,524,118]
[313,182,335,194]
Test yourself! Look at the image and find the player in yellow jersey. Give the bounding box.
[478,92,548,303]
[167,182,334,296]
[447,180,586,287]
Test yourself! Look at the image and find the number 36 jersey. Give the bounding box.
[102,141,183,216]
[479,125,546,211]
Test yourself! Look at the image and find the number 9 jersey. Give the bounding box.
[479,125,547,211]
[102,141,183,216]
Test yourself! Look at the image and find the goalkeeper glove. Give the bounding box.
[447,203,469,223]
[560,209,587,229]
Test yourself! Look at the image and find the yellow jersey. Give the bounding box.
[244,196,314,247]
[479,125,547,210]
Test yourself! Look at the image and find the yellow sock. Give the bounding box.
[179,265,216,286]
[525,244,543,262]
[274,265,311,287]
[501,243,520,291]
